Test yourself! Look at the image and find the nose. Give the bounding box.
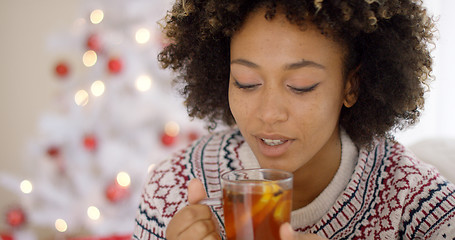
[257,87,288,125]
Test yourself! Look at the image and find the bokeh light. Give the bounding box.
[91,80,105,97]
[116,171,131,187]
[87,206,101,220]
[135,28,151,44]
[135,75,152,92]
[20,180,33,194]
[55,219,68,232]
[165,121,180,137]
[83,50,97,67]
[75,90,89,106]
[90,9,104,24]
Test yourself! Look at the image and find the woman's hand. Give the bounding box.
[280,223,328,240]
[166,179,221,240]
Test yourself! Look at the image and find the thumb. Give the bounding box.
[280,222,295,240]
[187,178,208,204]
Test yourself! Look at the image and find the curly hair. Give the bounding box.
[158,0,436,147]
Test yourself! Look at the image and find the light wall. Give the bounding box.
[0,0,79,230]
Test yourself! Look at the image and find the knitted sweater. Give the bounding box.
[133,128,455,239]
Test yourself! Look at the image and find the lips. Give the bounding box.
[255,134,293,157]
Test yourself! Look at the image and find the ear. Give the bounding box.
[343,66,360,108]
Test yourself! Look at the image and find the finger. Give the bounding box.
[280,222,295,240]
[177,219,219,240]
[279,223,328,240]
[167,205,213,239]
[188,178,208,204]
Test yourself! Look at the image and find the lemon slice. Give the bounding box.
[273,198,291,222]
[252,183,281,211]
[251,183,284,225]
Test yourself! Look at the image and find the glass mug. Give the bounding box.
[201,168,293,240]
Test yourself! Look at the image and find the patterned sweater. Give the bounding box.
[133,128,455,239]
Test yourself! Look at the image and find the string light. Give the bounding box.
[91,80,105,97]
[135,75,152,92]
[116,171,131,187]
[135,28,151,44]
[55,219,68,232]
[20,180,33,194]
[165,121,180,137]
[75,90,89,106]
[83,50,97,67]
[87,206,101,220]
[90,9,104,24]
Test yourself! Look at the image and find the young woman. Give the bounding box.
[133,0,455,239]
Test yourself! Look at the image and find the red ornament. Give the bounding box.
[6,207,26,228]
[188,131,200,142]
[46,146,60,158]
[83,135,97,151]
[46,146,66,173]
[86,34,101,52]
[107,57,123,74]
[105,182,129,203]
[161,133,177,146]
[0,233,13,240]
[55,62,69,77]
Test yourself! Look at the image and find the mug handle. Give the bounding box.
[199,197,222,206]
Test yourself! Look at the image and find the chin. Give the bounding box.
[257,159,299,173]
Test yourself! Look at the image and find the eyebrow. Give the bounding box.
[285,59,326,70]
[230,58,326,70]
[230,59,259,68]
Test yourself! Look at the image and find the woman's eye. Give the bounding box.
[288,82,320,94]
[234,80,260,90]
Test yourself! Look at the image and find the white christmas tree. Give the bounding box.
[0,0,205,239]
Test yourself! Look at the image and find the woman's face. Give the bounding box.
[228,9,352,173]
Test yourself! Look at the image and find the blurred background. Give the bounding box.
[0,0,454,239]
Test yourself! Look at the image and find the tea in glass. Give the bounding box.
[221,169,293,240]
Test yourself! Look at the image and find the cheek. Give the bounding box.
[229,92,257,129]
[292,92,343,124]
[314,93,344,123]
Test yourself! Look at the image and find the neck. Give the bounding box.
[291,131,342,210]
